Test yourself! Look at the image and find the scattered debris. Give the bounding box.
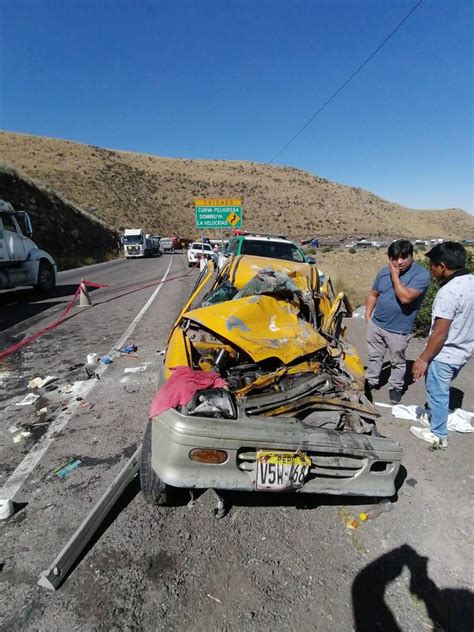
[359,499,393,521]
[85,353,99,378]
[13,431,31,443]
[123,384,139,393]
[60,381,88,395]
[16,393,40,406]
[120,344,137,354]
[86,353,99,367]
[100,355,113,365]
[28,376,58,389]
[28,377,43,389]
[80,401,94,410]
[8,425,20,434]
[338,507,360,530]
[52,458,82,478]
[67,363,83,373]
[85,366,99,379]
[123,366,147,374]
[36,407,48,416]
[206,594,222,604]
[0,498,14,521]
[406,478,418,488]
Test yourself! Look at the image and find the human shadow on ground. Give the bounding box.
[352,544,474,632]
[378,362,465,409]
[449,387,464,410]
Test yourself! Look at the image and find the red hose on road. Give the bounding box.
[0,265,199,362]
[0,286,82,361]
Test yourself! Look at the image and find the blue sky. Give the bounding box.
[0,0,472,212]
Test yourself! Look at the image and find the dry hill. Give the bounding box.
[1,130,473,241]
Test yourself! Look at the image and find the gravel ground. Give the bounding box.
[1,257,473,631]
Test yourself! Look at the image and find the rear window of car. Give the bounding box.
[239,239,305,263]
[191,242,212,251]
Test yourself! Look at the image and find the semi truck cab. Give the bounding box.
[123,228,157,258]
[0,200,57,292]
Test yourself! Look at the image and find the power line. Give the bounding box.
[268,0,423,164]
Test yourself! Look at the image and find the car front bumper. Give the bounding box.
[150,409,402,498]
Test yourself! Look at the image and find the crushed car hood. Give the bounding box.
[185,294,327,364]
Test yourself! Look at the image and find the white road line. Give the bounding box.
[0,257,175,501]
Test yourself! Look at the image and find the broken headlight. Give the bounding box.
[186,388,237,419]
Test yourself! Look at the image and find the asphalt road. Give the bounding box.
[0,254,473,631]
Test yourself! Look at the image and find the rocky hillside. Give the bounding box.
[0,162,120,269]
[1,130,473,242]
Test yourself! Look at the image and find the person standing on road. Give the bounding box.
[410,242,473,449]
[211,244,219,269]
[365,239,431,404]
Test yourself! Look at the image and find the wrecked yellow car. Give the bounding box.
[141,255,402,510]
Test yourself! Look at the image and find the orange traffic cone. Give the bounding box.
[79,279,91,307]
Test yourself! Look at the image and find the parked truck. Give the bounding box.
[159,237,173,254]
[0,199,57,292]
[123,229,160,258]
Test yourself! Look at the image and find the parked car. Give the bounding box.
[187,241,213,267]
[140,254,403,510]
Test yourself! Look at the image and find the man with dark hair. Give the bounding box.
[411,241,473,448]
[365,239,431,403]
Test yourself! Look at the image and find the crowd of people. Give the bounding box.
[364,239,473,450]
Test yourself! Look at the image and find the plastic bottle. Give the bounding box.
[359,499,393,521]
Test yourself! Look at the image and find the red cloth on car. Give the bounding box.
[149,366,227,418]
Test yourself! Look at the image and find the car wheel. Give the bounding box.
[140,421,174,506]
[36,260,56,293]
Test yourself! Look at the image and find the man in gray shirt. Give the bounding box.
[411,242,473,449]
[365,240,431,403]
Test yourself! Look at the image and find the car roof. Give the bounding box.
[235,235,295,245]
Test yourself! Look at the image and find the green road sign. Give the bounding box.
[195,198,242,229]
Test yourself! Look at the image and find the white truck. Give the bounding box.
[0,199,57,292]
[123,229,157,258]
[159,237,173,254]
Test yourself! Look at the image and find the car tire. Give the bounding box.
[36,260,56,293]
[140,421,174,506]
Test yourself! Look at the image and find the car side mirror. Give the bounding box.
[307,256,316,264]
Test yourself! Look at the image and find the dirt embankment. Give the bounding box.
[1,130,473,243]
[0,163,120,270]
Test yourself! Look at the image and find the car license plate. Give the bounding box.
[256,450,311,491]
